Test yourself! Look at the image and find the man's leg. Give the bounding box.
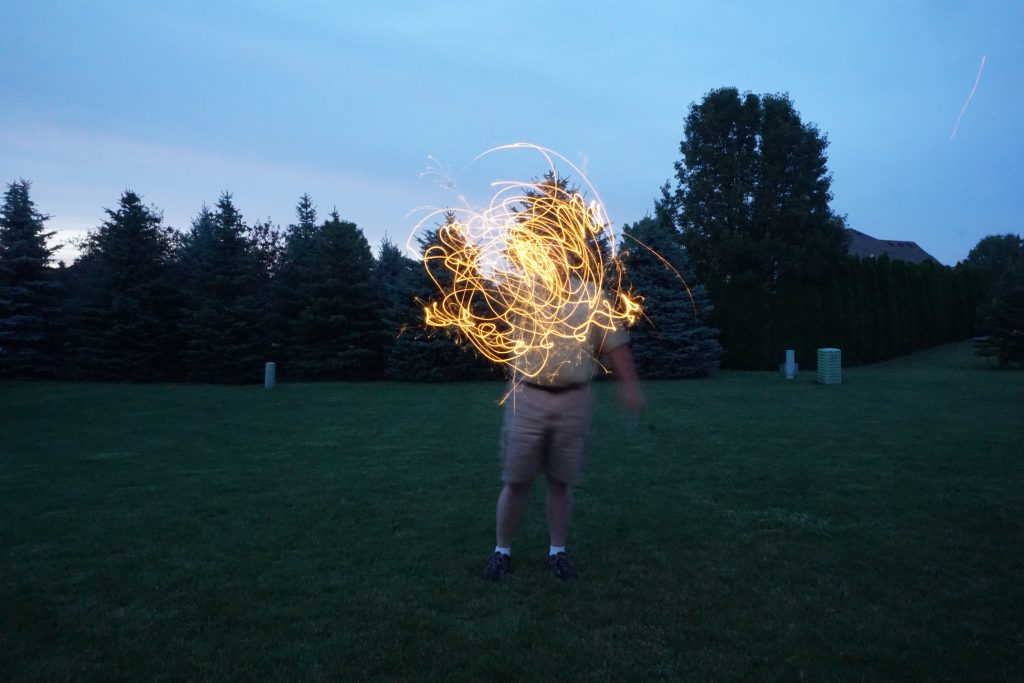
[545,475,572,548]
[484,481,531,580]
[545,474,577,579]
[496,481,532,548]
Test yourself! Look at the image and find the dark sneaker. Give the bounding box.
[482,552,511,581]
[548,552,577,580]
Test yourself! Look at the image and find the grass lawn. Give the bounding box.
[2,341,1023,681]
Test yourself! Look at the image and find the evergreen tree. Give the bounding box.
[248,217,284,280]
[65,191,177,380]
[890,260,914,355]
[713,272,773,370]
[919,261,944,347]
[0,180,63,378]
[953,262,984,338]
[620,217,721,378]
[288,210,385,380]
[840,260,866,365]
[374,236,420,377]
[860,258,884,362]
[770,277,824,368]
[178,194,270,383]
[275,194,320,376]
[875,256,898,359]
[248,215,283,364]
[908,266,930,351]
[820,270,846,350]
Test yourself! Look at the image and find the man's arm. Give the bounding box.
[603,343,645,414]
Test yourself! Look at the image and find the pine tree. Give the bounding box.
[275,194,320,377]
[620,217,721,378]
[178,194,270,383]
[0,180,63,378]
[65,191,177,380]
[374,236,420,377]
[288,210,385,380]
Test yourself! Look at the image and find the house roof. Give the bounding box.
[846,228,938,264]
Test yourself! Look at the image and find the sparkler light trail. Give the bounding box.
[950,55,986,142]
[411,144,643,381]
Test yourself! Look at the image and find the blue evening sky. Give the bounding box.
[2,1,1021,266]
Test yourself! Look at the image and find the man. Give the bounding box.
[482,278,645,581]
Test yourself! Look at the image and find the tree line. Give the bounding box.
[0,180,721,383]
[711,257,984,370]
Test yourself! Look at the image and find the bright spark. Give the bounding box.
[950,55,987,142]
[410,144,642,381]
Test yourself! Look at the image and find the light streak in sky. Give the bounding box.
[950,55,986,142]
[410,144,642,380]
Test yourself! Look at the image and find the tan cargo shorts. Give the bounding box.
[500,382,594,486]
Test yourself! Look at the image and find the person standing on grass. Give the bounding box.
[482,277,645,581]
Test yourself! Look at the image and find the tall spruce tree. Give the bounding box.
[374,236,420,377]
[620,217,721,378]
[0,180,63,378]
[65,191,177,380]
[288,210,385,380]
[178,194,270,383]
[275,194,320,376]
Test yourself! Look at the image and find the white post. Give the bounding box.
[784,349,796,379]
[264,361,276,388]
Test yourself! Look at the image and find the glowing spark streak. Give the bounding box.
[412,144,641,381]
[621,232,698,318]
[950,55,986,142]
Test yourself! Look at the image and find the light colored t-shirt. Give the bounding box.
[509,278,629,386]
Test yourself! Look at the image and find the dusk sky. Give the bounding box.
[2,1,1022,266]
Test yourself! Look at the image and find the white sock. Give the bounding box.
[549,545,566,557]
[494,546,511,557]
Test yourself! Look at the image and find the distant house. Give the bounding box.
[846,228,938,264]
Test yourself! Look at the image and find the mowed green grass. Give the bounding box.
[2,342,1022,681]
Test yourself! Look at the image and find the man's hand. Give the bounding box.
[603,343,645,414]
[617,381,646,414]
